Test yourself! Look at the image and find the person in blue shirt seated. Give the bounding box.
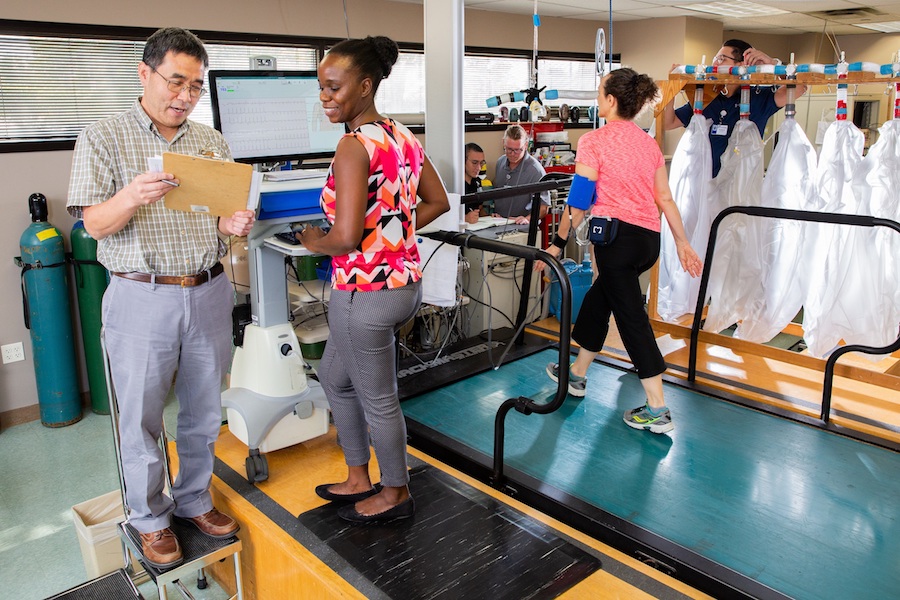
[662,39,807,177]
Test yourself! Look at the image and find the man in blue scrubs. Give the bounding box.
[663,39,807,177]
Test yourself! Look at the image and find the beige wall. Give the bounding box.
[615,17,724,78]
[0,0,422,40]
[1,0,896,418]
[1,151,81,420]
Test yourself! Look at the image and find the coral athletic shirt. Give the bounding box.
[575,120,664,233]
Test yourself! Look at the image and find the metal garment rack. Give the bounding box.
[656,67,900,116]
[648,66,900,445]
[100,332,244,600]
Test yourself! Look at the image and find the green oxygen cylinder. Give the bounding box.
[70,221,110,414]
[17,193,82,426]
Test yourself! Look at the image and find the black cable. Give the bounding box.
[419,240,447,273]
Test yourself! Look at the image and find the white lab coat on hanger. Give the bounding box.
[658,112,713,322]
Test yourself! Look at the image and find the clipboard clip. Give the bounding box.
[197,142,227,160]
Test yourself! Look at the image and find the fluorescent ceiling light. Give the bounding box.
[855,21,900,33]
[678,0,788,18]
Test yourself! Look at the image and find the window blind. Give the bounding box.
[0,34,317,146]
[0,27,598,149]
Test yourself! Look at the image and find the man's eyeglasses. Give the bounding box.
[713,54,741,64]
[503,145,526,155]
[152,68,207,99]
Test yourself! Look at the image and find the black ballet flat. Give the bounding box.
[315,482,382,503]
[337,496,415,523]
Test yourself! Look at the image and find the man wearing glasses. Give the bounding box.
[493,124,550,225]
[663,39,807,177]
[68,27,253,569]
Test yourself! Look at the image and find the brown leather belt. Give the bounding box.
[113,262,224,287]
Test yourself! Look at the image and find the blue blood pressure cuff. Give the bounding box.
[566,174,596,210]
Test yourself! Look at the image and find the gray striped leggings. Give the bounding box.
[319,281,422,487]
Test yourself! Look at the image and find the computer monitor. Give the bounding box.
[208,70,345,165]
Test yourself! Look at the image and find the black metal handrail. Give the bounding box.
[686,205,900,423]
[459,175,572,208]
[461,173,573,345]
[423,230,572,488]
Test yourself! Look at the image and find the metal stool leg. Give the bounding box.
[233,550,244,600]
[196,568,208,589]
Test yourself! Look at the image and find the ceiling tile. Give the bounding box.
[389,0,900,35]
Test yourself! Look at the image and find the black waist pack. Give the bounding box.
[589,216,619,246]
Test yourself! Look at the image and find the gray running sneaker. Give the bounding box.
[545,362,587,397]
[624,404,674,434]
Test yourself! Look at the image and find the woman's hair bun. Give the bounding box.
[367,36,399,79]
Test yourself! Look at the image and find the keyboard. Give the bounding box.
[264,170,326,182]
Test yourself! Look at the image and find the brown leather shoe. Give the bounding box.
[139,528,183,569]
[182,508,240,539]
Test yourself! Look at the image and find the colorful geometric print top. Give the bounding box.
[320,118,425,291]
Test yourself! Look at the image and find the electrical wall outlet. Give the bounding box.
[1,342,25,364]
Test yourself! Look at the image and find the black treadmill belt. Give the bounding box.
[298,464,601,600]
[398,329,551,401]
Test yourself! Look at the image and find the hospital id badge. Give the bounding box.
[711,124,729,136]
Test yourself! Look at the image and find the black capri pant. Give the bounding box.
[571,220,667,379]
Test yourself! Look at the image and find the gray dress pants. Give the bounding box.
[320,281,422,488]
[102,273,233,534]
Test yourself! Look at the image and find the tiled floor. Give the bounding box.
[0,400,230,600]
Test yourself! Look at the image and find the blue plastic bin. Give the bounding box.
[315,256,333,281]
[549,258,592,324]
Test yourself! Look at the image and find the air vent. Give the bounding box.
[806,7,885,21]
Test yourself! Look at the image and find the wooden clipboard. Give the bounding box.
[162,152,253,217]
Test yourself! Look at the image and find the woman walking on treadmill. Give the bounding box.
[541,68,702,434]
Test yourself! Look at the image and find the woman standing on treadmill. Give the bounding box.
[297,36,450,521]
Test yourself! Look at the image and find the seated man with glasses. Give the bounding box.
[493,124,550,225]
[662,38,807,177]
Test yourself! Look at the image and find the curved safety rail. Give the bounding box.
[423,229,573,488]
[687,206,900,423]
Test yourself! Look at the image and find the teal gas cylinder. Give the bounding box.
[17,193,82,427]
[71,221,110,414]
